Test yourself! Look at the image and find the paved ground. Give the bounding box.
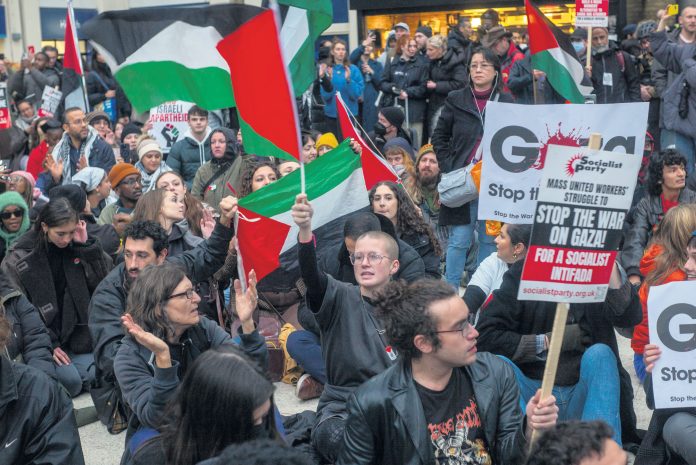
[77,334,649,465]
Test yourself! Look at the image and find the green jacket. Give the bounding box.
[191,156,249,212]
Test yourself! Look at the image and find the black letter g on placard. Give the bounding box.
[657,304,696,352]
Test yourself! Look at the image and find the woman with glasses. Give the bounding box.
[114,262,266,451]
[2,198,113,397]
[431,47,515,290]
[0,191,30,262]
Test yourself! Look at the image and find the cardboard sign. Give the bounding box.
[0,84,10,130]
[518,144,640,303]
[479,102,648,223]
[37,86,62,118]
[648,281,696,409]
[576,0,609,27]
[148,101,193,153]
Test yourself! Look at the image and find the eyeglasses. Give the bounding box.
[168,288,195,300]
[119,177,142,186]
[349,252,391,266]
[469,62,494,71]
[7,176,25,183]
[435,321,473,338]
[0,210,24,220]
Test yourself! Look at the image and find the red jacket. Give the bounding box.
[501,43,524,92]
[631,244,686,354]
[26,141,48,180]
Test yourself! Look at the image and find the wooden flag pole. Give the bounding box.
[530,132,602,445]
[586,27,593,71]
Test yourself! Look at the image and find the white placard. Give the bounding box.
[148,100,194,154]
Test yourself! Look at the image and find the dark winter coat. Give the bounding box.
[446,29,475,67]
[400,231,440,279]
[431,86,514,226]
[380,55,429,123]
[166,129,212,188]
[0,357,85,465]
[86,66,132,119]
[337,353,526,465]
[426,48,468,135]
[507,55,567,104]
[591,42,641,103]
[350,46,384,131]
[2,230,112,353]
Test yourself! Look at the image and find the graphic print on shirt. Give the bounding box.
[427,398,492,465]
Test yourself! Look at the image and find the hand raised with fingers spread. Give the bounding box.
[121,313,171,367]
[234,269,258,334]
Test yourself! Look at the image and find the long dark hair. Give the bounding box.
[34,198,79,249]
[369,181,442,256]
[162,346,277,465]
[470,46,503,91]
[647,148,687,197]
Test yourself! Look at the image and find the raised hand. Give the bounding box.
[121,313,171,367]
[291,193,313,243]
[46,154,64,182]
[234,269,258,334]
[218,195,239,228]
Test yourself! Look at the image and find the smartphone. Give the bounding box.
[666,4,679,16]
[27,45,35,55]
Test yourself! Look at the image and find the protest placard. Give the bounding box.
[38,86,62,118]
[518,144,640,304]
[148,101,193,153]
[0,84,10,130]
[479,102,648,223]
[648,281,696,409]
[576,0,609,27]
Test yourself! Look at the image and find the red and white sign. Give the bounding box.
[518,144,640,303]
[0,84,10,129]
[576,0,608,27]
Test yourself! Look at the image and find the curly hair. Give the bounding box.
[375,279,456,360]
[123,220,169,256]
[369,181,442,256]
[239,161,281,198]
[525,421,615,465]
[647,148,687,197]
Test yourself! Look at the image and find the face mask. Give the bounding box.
[374,122,388,136]
[518,43,528,51]
[572,41,585,54]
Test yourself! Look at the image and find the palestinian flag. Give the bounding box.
[62,1,86,111]
[525,0,593,103]
[236,139,396,283]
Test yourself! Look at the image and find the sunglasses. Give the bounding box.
[1,210,24,220]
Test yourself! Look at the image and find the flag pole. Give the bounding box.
[68,0,89,112]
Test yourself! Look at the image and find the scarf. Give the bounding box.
[0,192,30,251]
[51,126,100,185]
[135,160,172,193]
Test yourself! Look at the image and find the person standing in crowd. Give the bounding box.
[337,279,558,465]
[414,25,432,56]
[508,54,569,104]
[316,132,339,156]
[368,106,412,154]
[425,34,467,140]
[166,106,212,189]
[634,21,660,143]
[134,138,171,193]
[570,27,589,63]
[8,52,60,107]
[87,111,113,143]
[71,167,111,219]
[481,26,524,91]
[380,36,429,148]
[0,192,30,263]
[621,149,696,284]
[44,108,116,186]
[525,421,626,465]
[350,35,383,131]
[480,8,501,33]
[2,198,113,397]
[432,47,514,290]
[191,128,247,211]
[98,163,142,226]
[589,27,641,104]
[319,38,365,136]
[447,17,475,68]
[300,131,319,163]
[42,45,63,74]
[652,6,696,175]
[86,51,131,122]
[369,181,441,278]
[14,100,38,137]
[0,314,85,465]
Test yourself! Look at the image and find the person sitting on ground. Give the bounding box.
[98,163,143,226]
[156,171,216,239]
[369,180,442,278]
[200,438,312,465]
[299,130,319,164]
[337,279,558,465]
[191,128,248,211]
[621,149,696,285]
[127,347,279,465]
[278,160,301,177]
[525,421,626,465]
[290,193,402,463]
[464,223,532,325]
[5,170,46,221]
[134,138,171,193]
[120,123,142,165]
[2,198,113,397]
[0,192,30,262]
[71,166,111,219]
[87,111,114,145]
[0,314,86,465]
[27,118,63,180]
[476,256,641,446]
[316,132,339,157]
[166,106,212,189]
[383,137,417,182]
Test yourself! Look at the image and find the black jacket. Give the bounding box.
[400,231,440,279]
[0,357,85,465]
[447,29,475,67]
[425,48,468,135]
[591,43,641,104]
[380,55,429,123]
[507,55,568,105]
[431,86,514,226]
[337,353,526,465]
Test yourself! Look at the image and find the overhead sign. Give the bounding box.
[479,102,648,223]
[576,0,609,27]
[648,281,696,409]
[518,144,640,303]
[148,101,193,154]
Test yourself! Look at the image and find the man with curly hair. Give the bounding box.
[525,421,626,465]
[337,279,558,465]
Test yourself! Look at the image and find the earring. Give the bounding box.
[513,252,518,260]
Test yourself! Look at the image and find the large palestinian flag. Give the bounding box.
[525,0,593,103]
[236,139,395,283]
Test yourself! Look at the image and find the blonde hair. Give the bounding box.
[427,35,447,51]
[385,146,416,180]
[645,204,696,287]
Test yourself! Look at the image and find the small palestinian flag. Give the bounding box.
[62,1,86,111]
[236,139,396,283]
[525,0,593,103]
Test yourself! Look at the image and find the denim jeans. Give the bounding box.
[661,129,696,175]
[55,351,96,398]
[633,353,646,384]
[445,201,478,290]
[500,343,622,445]
[286,330,326,385]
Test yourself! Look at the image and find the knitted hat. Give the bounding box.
[49,184,88,213]
[416,25,433,38]
[10,171,35,191]
[71,167,107,193]
[383,137,415,160]
[120,123,142,143]
[380,106,405,128]
[108,163,140,187]
[86,111,110,126]
[137,139,163,161]
[417,143,435,159]
[316,132,339,150]
[0,192,30,249]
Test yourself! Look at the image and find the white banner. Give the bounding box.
[148,101,193,154]
[479,102,648,223]
[38,86,62,117]
[648,281,696,409]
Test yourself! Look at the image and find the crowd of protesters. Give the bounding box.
[1,4,696,465]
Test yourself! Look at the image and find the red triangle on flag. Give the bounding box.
[63,5,83,75]
[236,206,291,283]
